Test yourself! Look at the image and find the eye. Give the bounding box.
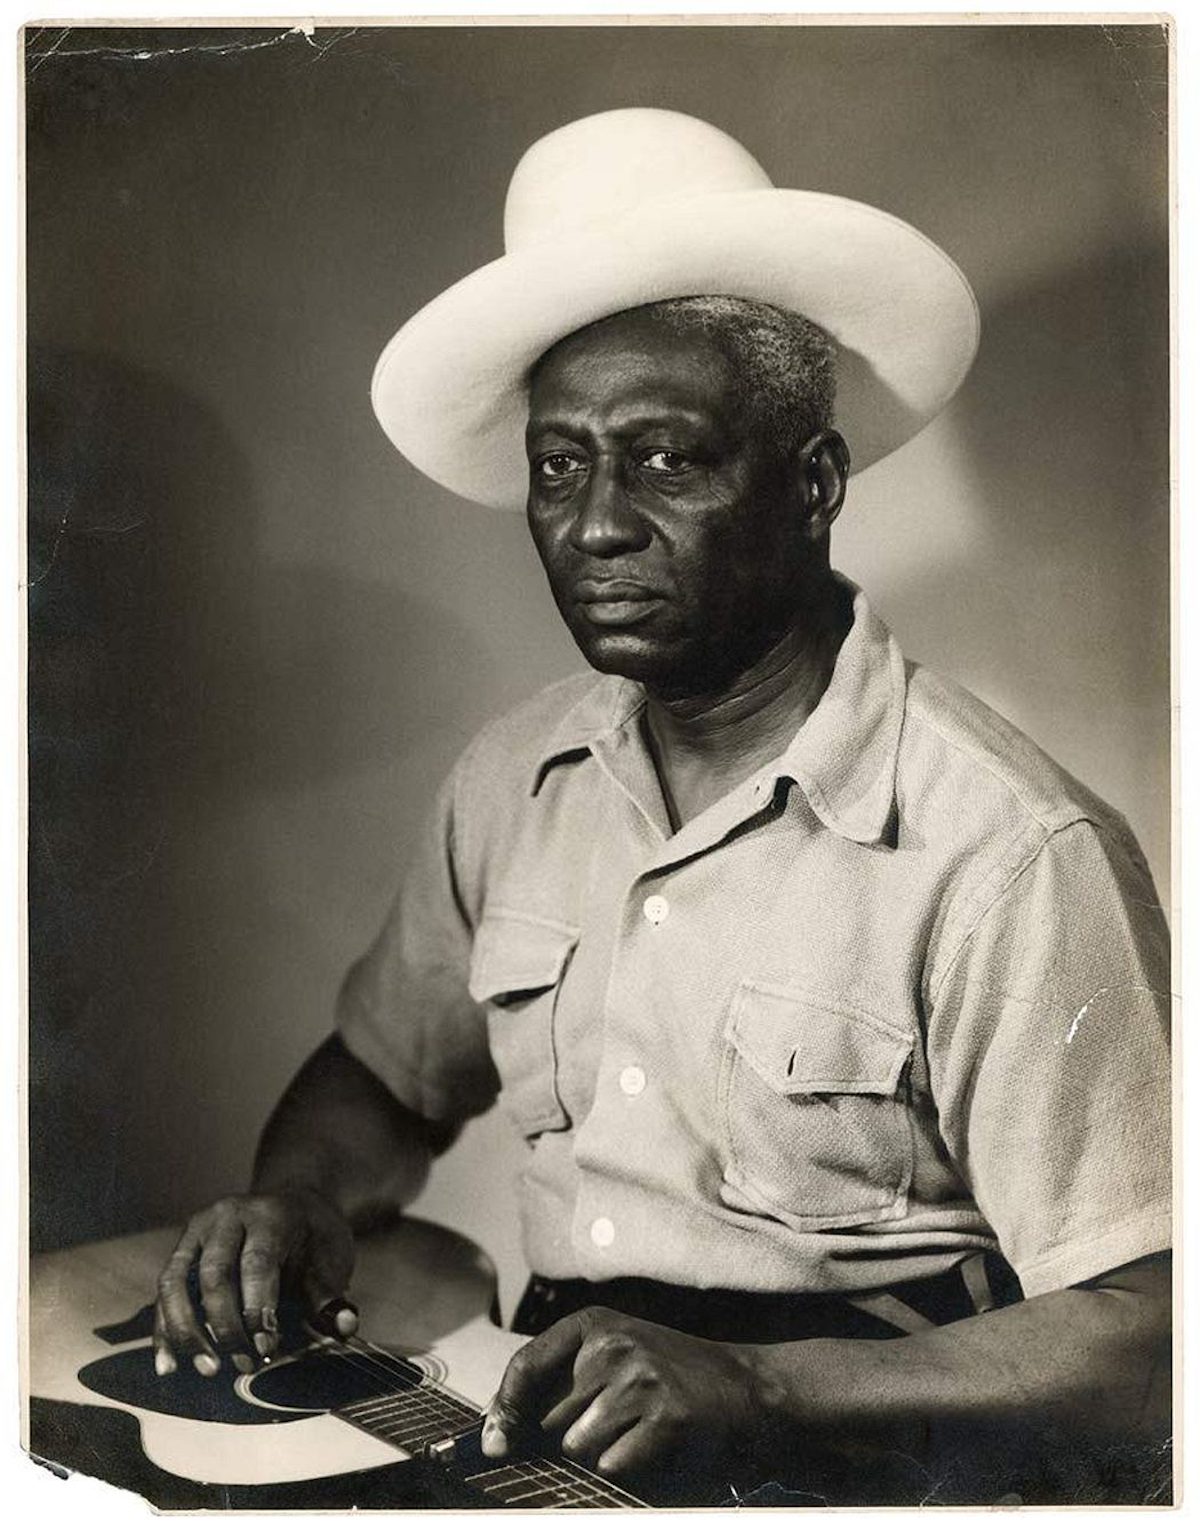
[534,452,585,482]
[641,450,692,475]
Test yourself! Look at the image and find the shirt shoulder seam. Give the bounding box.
[927,818,1105,1007]
[903,681,1096,836]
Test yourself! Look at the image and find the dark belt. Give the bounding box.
[512,1251,1023,1343]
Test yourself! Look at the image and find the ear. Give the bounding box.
[795,429,850,540]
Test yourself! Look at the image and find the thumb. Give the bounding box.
[298,1205,357,1336]
[482,1314,586,1458]
[300,1261,357,1337]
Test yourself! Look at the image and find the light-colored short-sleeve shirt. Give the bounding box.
[338,584,1171,1299]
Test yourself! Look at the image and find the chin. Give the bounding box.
[569,627,701,694]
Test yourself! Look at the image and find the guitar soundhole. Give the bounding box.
[249,1344,425,1413]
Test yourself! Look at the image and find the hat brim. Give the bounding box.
[371,188,979,510]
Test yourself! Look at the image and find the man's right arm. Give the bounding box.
[153,1033,457,1378]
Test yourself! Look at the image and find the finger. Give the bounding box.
[483,1314,588,1457]
[538,1369,607,1438]
[239,1225,285,1360]
[561,1389,641,1468]
[597,1418,663,1482]
[195,1211,256,1371]
[152,1300,177,1377]
[157,1230,220,1376]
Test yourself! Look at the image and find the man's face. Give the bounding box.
[525,309,818,698]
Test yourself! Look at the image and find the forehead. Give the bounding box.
[527,309,739,425]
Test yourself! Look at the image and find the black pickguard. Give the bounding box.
[82,1299,427,1427]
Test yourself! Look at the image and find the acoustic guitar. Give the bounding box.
[26,1217,648,1510]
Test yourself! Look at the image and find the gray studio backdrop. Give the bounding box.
[26,22,1170,1318]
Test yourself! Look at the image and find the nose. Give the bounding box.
[568,459,650,556]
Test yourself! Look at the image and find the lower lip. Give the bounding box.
[578,597,661,626]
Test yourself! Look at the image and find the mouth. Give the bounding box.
[572,580,663,627]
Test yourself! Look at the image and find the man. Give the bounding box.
[152,110,1171,1504]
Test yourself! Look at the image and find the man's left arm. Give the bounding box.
[482,1250,1170,1482]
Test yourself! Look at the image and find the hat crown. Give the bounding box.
[503,108,773,252]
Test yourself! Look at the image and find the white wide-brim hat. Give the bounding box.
[372,108,979,510]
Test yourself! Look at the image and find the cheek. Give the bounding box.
[677,504,770,585]
[526,510,567,577]
[684,509,800,627]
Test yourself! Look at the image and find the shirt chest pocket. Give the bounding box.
[468,909,580,1138]
[719,981,915,1230]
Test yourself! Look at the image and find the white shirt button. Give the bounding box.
[619,1065,646,1097]
[590,1216,615,1248]
[642,894,669,926]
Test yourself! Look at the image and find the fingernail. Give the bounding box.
[193,1353,220,1378]
[253,1331,277,1358]
[261,1306,279,1335]
[233,1353,256,1374]
[154,1349,176,1377]
[335,1304,358,1337]
[481,1418,507,1457]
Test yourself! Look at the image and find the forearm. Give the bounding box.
[745,1257,1171,1463]
[251,1034,458,1229]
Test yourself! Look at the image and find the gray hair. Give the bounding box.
[637,295,837,457]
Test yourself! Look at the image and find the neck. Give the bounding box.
[641,580,852,826]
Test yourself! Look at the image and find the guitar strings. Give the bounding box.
[336,1334,642,1504]
[288,1333,643,1507]
[253,1328,642,1507]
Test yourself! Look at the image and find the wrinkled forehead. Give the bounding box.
[528,308,741,423]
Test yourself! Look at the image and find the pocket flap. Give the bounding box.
[727,982,913,1095]
[468,910,580,1004]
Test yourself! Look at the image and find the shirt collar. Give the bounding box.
[530,674,646,796]
[530,579,907,846]
[768,582,907,844]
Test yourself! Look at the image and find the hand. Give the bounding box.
[481,1306,765,1482]
[154,1189,356,1379]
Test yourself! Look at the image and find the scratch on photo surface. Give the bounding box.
[1063,984,1166,1045]
[27,505,70,590]
[25,24,364,74]
[100,825,168,890]
[1098,23,1168,132]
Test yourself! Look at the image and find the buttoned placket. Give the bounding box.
[530,605,906,1269]
[568,716,787,1267]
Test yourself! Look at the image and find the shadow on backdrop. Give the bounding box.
[863,237,1169,877]
[27,346,489,1249]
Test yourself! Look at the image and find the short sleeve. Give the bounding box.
[927,818,1172,1297]
[336,764,500,1124]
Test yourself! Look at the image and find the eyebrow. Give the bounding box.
[525,407,716,442]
